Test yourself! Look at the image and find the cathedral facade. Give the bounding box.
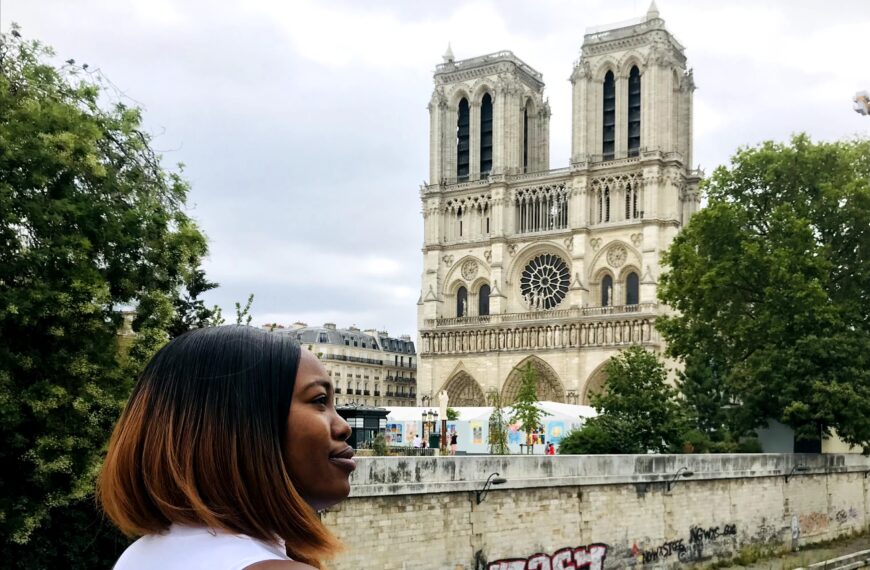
[416,4,701,407]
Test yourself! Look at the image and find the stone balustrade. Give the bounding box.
[420,305,658,355]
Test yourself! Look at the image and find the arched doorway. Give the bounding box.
[442,371,486,407]
[582,362,609,405]
[501,356,566,404]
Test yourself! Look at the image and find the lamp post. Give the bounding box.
[438,390,449,453]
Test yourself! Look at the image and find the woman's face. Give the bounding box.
[285,350,354,511]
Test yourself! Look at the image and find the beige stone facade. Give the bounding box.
[273,323,417,407]
[417,5,701,407]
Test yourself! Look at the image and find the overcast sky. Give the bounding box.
[5,0,869,337]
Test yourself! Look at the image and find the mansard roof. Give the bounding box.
[275,324,415,354]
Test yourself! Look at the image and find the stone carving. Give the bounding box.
[461,259,478,281]
[442,255,454,266]
[630,233,643,247]
[507,243,518,256]
[483,249,492,263]
[590,238,602,251]
[607,245,628,268]
[564,236,574,252]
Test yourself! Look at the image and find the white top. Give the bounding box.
[115,524,292,570]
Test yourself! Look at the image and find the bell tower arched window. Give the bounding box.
[626,272,639,305]
[628,66,641,157]
[480,93,493,176]
[457,286,468,317]
[601,274,613,307]
[523,104,529,173]
[457,98,470,181]
[478,284,491,316]
[602,71,615,160]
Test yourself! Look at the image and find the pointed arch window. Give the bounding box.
[457,286,468,317]
[480,93,493,176]
[628,66,641,157]
[601,274,613,307]
[604,186,611,222]
[626,272,639,305]
[602,71,615,160]
[523,101,532,173]
[478,284,491,316]
[457,98,470,181]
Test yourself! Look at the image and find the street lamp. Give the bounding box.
[666,466,694,492]
[476,472,508,504]
[785,464,809,483]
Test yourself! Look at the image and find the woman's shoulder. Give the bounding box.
[245,562,316,569]
[115,525,294,570]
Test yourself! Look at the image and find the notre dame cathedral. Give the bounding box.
[416,3,701,407]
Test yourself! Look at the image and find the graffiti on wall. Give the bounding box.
[488,543,608,570]
[632,523,737,564]
[799,512,829,535]
[834,507,859,525]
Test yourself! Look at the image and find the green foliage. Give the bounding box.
[508,363,544,443]
[560,347,688,454]
[371,433,388,456]
[234,293,254,325]
[446,407,460,421]
[0,27,214,567]
[658,134,870,450]
[486,390,510,455]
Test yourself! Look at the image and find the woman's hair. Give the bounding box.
[98,325,342,567]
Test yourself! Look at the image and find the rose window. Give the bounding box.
[520,253,570,310]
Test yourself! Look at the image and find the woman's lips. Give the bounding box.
[329,447,356,471]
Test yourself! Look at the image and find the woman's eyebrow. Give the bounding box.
[303,379,332,392]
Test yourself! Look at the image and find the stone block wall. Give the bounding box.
[322,454,870,570]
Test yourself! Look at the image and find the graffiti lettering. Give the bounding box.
[799,512,829,535]
[689,524,737,545]
[488,544,608,570]
[638,539,687,564]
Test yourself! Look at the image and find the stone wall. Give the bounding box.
[322,454,870,570]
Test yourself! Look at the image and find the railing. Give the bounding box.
[435,50,542,82]
[374,391,380,397]
[424,303,657,328]
[363,390,370,396]
[386,376,416,384]
[321,354,384,366]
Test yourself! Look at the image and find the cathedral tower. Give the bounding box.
[417,4,701,409]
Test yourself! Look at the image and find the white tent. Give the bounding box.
[382,402,596,454]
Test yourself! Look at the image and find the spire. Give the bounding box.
[646,0,660,20]
[442,42,455,64]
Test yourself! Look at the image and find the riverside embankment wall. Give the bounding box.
[322,454,870,570]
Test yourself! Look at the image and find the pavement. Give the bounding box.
[722,535,870,570]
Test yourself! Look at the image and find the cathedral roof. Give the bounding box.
[434,49,544,88]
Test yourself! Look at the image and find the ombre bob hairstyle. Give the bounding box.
[98,326,342,567]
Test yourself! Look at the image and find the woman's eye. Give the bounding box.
[313,395,328,405]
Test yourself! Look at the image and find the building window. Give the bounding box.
[628,66,641,157]
[457,98,470,181]
[523,103,530,173]
[604,187,610,222]
[478,284,491,316]
[480,93,493,176]
[318,332,328,343]
[602,71,616,159]
[601,274,613,307]
[626,272,639,305]
[457,286,468,317]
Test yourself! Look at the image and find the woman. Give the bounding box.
[98,326,354,569]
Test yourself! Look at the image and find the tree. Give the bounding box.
[509,362,544,444]
[487,390,510,455]
[559,347,687,454]
[658,135,870,449]
[446,407,460,421]
[0,27,214,567]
